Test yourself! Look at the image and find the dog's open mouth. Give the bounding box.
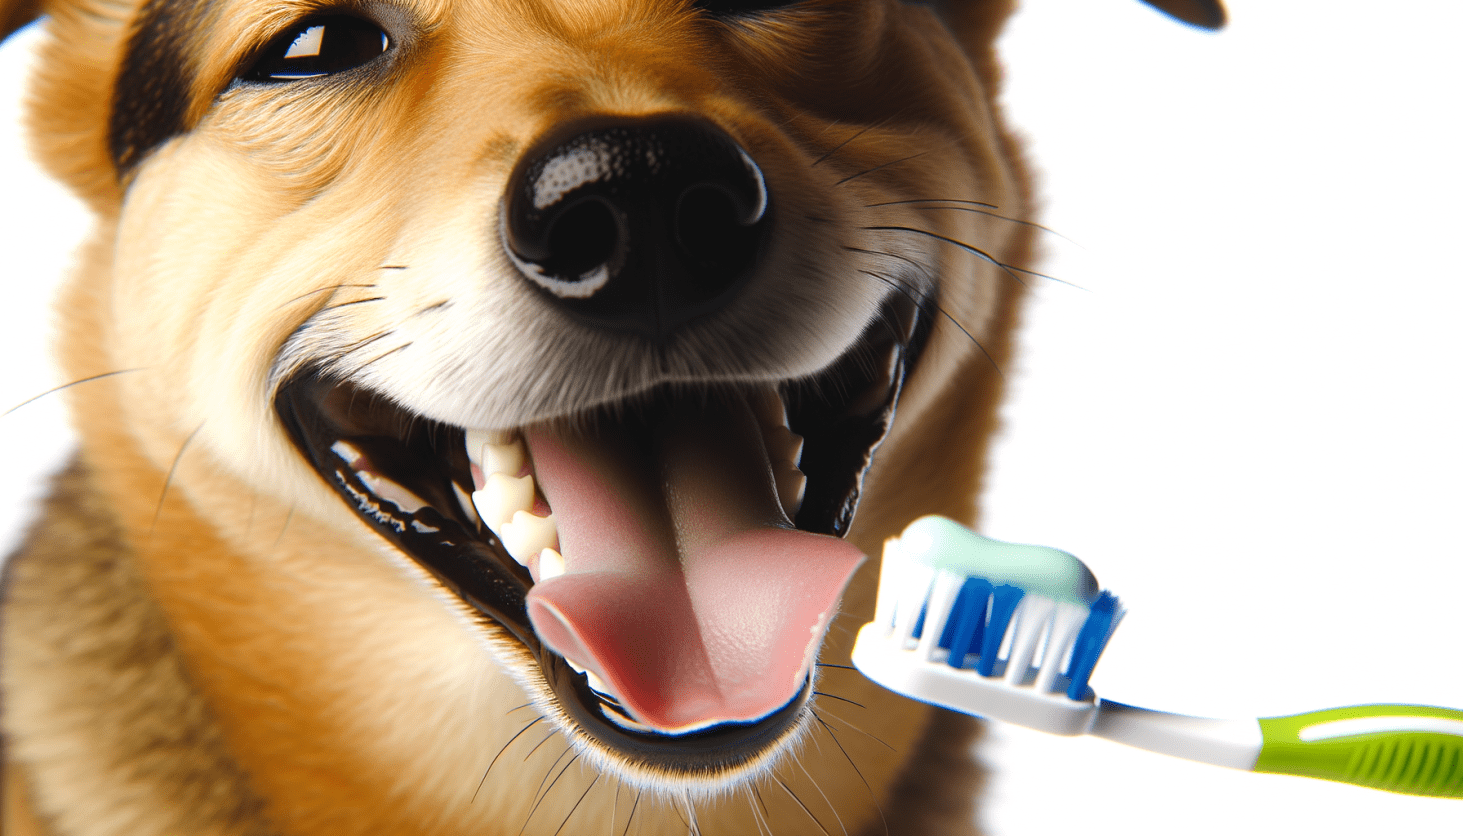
[274,293,929,774]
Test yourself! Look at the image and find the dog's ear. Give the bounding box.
[2,0,41,41]
[1140,0,1225,29]
[2,0,135,210]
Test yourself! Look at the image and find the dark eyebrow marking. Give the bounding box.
[108,0,207,176]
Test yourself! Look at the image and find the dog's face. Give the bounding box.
[10,0,1031,821]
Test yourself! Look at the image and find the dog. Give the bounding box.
[0,0,1222,833]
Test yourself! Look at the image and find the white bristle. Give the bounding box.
[1034,602,1091,693]
[872,536,904,630]
[1004,596,1056,685]
[853,516,1117,738]
[891,564,936,647]
[916,571,965,661]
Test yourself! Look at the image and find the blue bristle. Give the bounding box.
[940,577,992,669]
[912,600,928,640]
[1065,591,1121,701]
[975,584,1024,677]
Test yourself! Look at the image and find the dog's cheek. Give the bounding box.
[102,137,358,512]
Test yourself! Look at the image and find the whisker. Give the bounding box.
[531,746,575,807]
[774,775,832,836]
[414,300,452,316]
[379,264,409,271]
[833,152,927,187]
[811,123,877,168]
[317,296,387,314]
[746,784,772,836]
[817,709,895,752]
[814,663,858,671]
[552,772,599,836]
[521,750,579,836]
[473,715,543,802]
[339,330,396,359]
[857,269,1004,379]
[620,790,641,836]
[867,198,1077,244]
[867,197,997,210]
[1003,262,1087,288]
[813,690,865,710]
[812,710,888,836]
[150,423,205,538]
[793,759,849,836]
[279,283,378,310]
[865,224,1083,290]
[354,342,412,374]
[271,506,295,548]
[3,368,143,417]
[862,224,1027,288]
[610,778,620,836]
[681,792,702,836]
[522,729,559,762]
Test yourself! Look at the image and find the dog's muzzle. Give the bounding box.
[502,117,770,341]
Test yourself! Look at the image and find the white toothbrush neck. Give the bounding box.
[1089,699,1263,770]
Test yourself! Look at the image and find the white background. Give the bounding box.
[1,1,1459,834]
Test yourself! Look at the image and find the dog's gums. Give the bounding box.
[274,293,928,774]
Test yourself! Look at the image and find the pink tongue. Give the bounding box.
[522,398,864,734]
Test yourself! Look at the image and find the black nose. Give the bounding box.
[502,117,770,340]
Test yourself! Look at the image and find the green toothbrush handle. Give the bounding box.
[1256,704,1463,797]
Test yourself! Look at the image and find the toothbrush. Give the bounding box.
[849,515,1463,798]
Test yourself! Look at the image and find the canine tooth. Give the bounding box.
[538,547,565,581]
[751,387,790,430]
[483,442,527,479]
[465,429,526,478]
[500,511,558,566]
[776,468,807,521]
[471,472,535,530]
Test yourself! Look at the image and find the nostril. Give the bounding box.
[502,117,772,339]
[534,198,624,297]
[675,184,761,278]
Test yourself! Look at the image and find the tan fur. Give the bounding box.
[0,0,1052,833]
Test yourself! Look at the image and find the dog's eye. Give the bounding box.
[244,15,390,82]
[692,0,800,15]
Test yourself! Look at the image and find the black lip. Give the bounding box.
[272,292,929,774]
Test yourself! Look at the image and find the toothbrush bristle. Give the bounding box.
[876,522,1125,702]
[1064,590,1123,700]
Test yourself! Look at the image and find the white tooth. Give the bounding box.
[483,441,526,478]
[777,468,807,521]
[566,656,585,674]
[471,472,535,530]
[752,386,789,430]
[538,546,565,581]
[357,471,428,514]
[785,431,804,468]
[500,511,557,566]
[331,439,365,465]
[464,429,492,469]
[764,424,804,469]
[585,670,615,696]
[453,483,476,522]
[465,429,526,477]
